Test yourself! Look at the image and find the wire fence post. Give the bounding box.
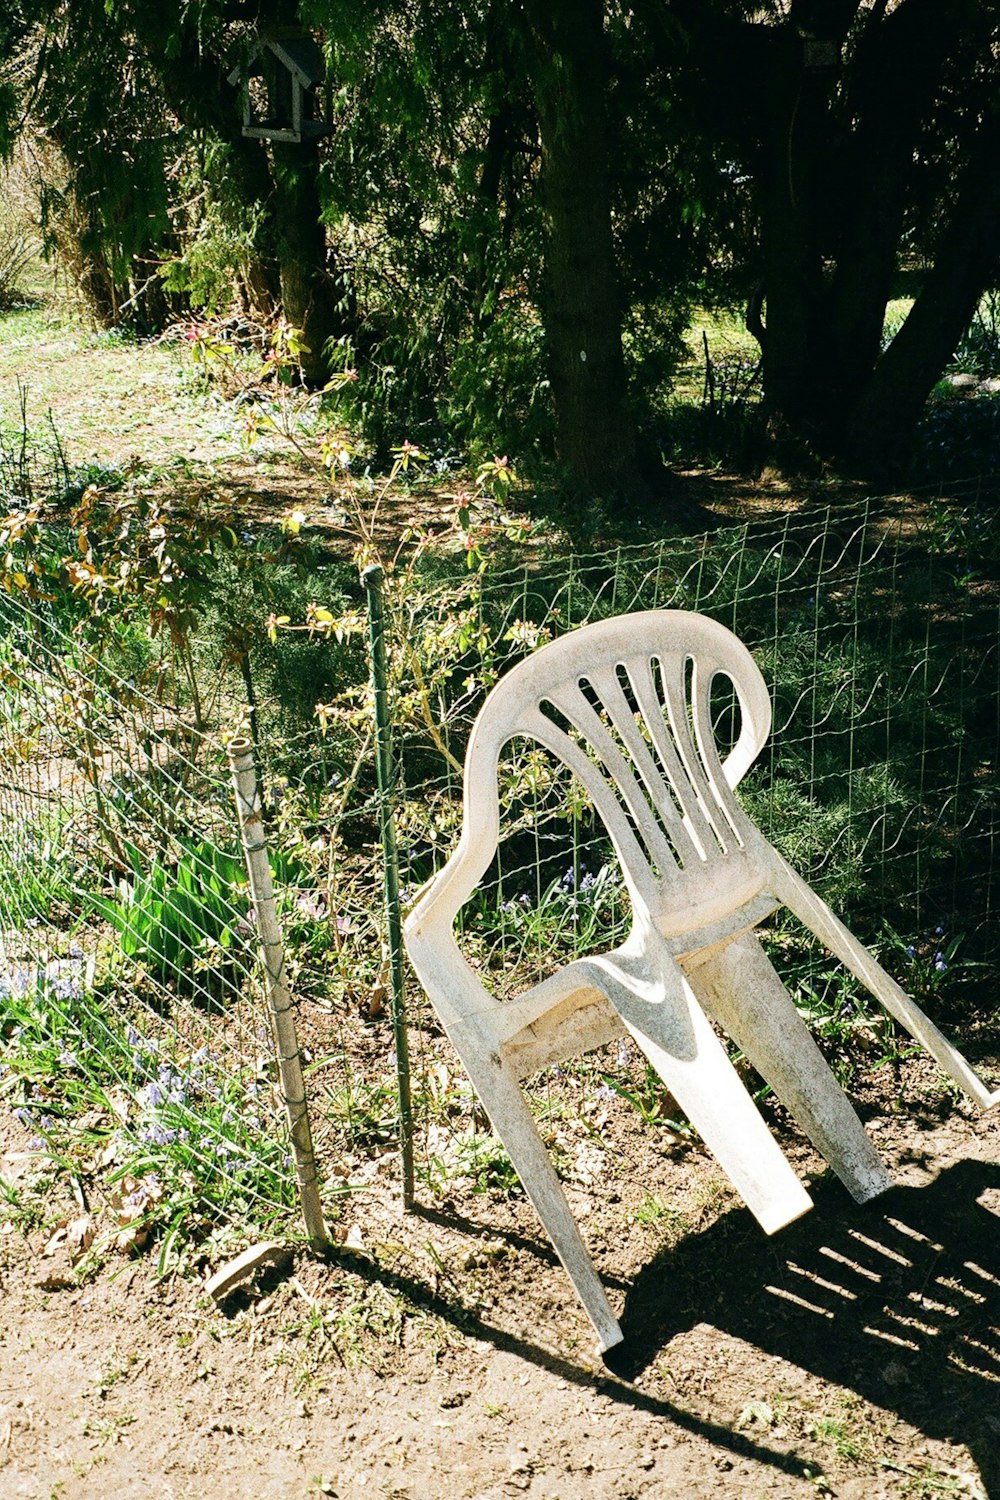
[227,735,328,1249]
[363,563,416,1209]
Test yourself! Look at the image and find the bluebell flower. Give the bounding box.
[934,952,948,973]
[13,1106,33,1126]
[147,1081,164,1107]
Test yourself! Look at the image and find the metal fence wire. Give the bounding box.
[0,586,299,1248]
[0,491,997,1246]
[380,497,1000,1189]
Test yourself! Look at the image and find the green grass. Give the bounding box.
[0,305,247,475]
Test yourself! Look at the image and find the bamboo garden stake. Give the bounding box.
[228,736,328,1248]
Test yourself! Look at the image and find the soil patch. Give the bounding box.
[2,1058,997,1500]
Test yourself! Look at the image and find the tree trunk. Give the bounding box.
[227,138,283,319]
[844,107,1000,469]
[522,0,646,497]
[701,0,989,463]
[824,0,954,405]
[270,139,341,385]
[754,28,832,436]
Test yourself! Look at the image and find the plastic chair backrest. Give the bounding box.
[464,610,774,937]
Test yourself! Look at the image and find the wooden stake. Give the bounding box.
[228,736,328,1249]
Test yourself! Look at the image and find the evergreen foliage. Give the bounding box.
[0,1,997,486]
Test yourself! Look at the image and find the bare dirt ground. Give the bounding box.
[3,1053,998,1500]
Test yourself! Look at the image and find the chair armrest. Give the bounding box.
[404,877,503,1035]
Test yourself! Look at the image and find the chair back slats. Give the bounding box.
[515,651,756,910]
[689,656,749,851]
[543,679,686,878]
[521,704,663,912]
[584,661,707,867]
[467,610,773,927]
[637,653,738,860]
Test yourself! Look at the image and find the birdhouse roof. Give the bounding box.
[227,34,326,89]
[269,35,326,87]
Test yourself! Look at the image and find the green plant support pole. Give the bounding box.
[363,563,416,1209]
[228,736,328,1249]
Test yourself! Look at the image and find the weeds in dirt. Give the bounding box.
[450,1132,523,1197]
[0,960,302,1261]
[634,1194,688,1235]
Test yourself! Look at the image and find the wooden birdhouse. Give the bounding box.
[228,33,331,144]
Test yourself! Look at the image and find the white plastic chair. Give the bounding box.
[404,609,998,1352]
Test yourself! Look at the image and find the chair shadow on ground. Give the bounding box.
[607,1156,1000,1492]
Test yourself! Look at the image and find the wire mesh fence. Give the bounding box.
[0,485,998,1250]
[386,501,1000,938]
[0,586,307,1252]
[382,494,1000,1186]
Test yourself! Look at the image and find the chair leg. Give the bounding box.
[773,861,1000,1111]
[687,931,893,1203]
[452,1027,624,1353]
[588,951,814,1236]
